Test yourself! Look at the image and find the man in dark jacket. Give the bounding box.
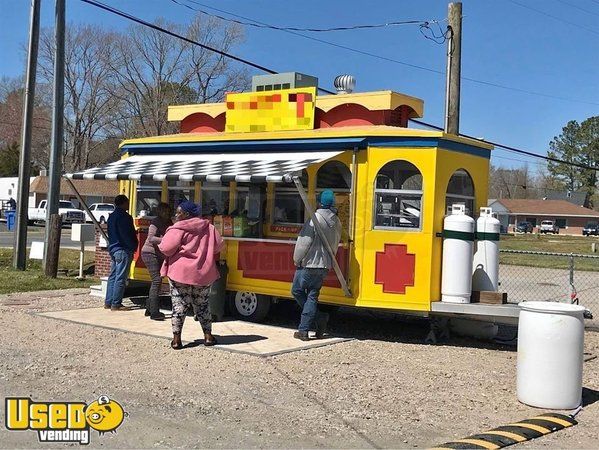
[291,189,342,341]
[105,195,138,311]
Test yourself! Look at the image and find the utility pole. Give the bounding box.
[444,2,462,135]
[45,0,66,273]
[14,0,42,270]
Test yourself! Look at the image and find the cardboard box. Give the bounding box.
[233,216,249,237]
[212,215,223,234]
[223,216,233,237]
[471,291,508,304]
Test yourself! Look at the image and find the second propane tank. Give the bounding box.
[441,204,475,303]
[472,207,501,291]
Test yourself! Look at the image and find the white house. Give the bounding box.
[0,177,36,210]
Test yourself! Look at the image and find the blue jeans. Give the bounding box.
[292,267,329,332]
[105,249,133,307]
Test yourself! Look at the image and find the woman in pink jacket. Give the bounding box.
[158,201,224,349]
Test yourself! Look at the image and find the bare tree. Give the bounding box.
[0,77,51,170]
[108,15,250,137]
[38,24,123,171]
[489,165,531,199]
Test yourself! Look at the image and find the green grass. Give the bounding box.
[499,234,599,271]
[0,249,97,295]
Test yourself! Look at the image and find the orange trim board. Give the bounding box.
[429,413,577,449]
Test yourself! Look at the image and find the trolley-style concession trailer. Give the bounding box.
[66,75,517,323]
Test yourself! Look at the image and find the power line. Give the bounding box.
[170,0,438,32]
[556,0,599,17]
[507,0,599,36]
[411,119,598,171]
[79,0,279,76]
[169,0,599,106]
[79,0,597,172]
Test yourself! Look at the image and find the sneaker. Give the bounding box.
[111,305,133,311]
[150,312,166,321]
[315,317,328,339]
[104,304,111,309]
[293,331,310,341]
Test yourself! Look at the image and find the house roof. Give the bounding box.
[491,199,599,217]
[29,176,119,198]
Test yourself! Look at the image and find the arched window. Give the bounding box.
[445,169,475,216]
[273,169,308,225]
[374,161,422,230]
[317,160,351,238]
[316,160,351,190]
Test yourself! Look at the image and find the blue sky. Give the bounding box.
[1,0,598,171]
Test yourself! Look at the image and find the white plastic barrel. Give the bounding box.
[441,204,475,303]
[517,301,585,409]
[472,207,500,292]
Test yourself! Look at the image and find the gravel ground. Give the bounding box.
[0,289,597,449]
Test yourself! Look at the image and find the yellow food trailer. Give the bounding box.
[67,74,508,323]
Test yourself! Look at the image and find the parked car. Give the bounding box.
[539,220,559,234]
[28,200,86,225]
[85,203,115,224]
[583,222,599,236]
[516,221,533,233]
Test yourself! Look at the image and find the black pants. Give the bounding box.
[141,252,163,316]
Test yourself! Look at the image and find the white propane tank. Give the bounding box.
[441,204,475,303]
[472,207,501,291]
[517,301,585,409]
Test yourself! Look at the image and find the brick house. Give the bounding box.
[489,199,599,235]
[29,176,119,208]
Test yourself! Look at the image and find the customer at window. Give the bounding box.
[291,190,342,341]
[159,201,224,349]
[105,195,138,311]
[141,202,172,321]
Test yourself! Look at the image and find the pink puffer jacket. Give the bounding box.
[158,217,224,286]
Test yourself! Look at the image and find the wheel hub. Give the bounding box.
[235,292,258,316]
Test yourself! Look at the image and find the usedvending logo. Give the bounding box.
[5,395,127,445]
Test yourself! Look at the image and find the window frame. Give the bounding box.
[445,169,475,217]
[372,160,424,232]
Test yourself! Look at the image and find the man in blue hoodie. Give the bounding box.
[105,195,138,311]
[292,189,342,341]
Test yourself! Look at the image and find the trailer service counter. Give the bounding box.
[66,76,515,322]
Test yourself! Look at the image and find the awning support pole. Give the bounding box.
[293,176,352,298]
[347,148,359,284]
[64,177,109,242]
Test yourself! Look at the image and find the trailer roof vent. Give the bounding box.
[252,72,318,92]
[334,74,355,94]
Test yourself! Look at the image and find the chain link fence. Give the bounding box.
[499,250,598,329]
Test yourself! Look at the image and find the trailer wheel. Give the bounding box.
[229,291,271,322]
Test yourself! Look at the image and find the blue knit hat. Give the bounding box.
[178,200,200,217]
[319,189,335,208]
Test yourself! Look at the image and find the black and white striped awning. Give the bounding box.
[65,151,343,183]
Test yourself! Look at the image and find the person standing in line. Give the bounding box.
[105,195,138,311]
[141,202,173,320]
[291,189,342,341]
[159,201,224,349]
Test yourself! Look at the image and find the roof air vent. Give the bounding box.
[334,74,356,94]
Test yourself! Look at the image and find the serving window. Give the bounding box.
[168,180,194,212]
[201,183,230,216]
[317,160,351,239]
[445,169,475,216]
[273,170,308,225]
[374,160,423,230]
[136,181,162,216]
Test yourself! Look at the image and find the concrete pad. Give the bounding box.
[35,307,351,357]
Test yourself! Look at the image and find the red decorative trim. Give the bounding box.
[374,244,415,294]
[181,112,226,133]
[315,103,415,128]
